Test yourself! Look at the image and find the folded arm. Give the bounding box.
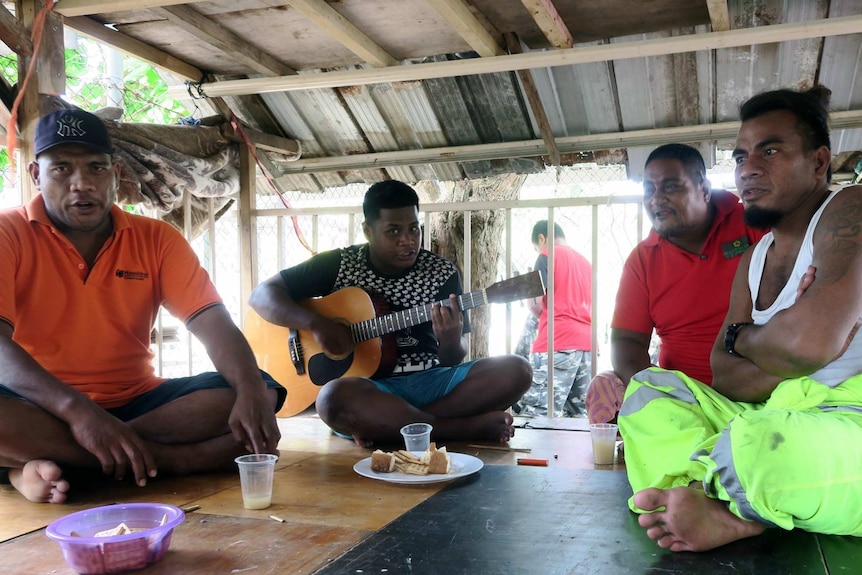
[712,191,862,401]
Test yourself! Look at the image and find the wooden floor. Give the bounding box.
[1,414,858,574]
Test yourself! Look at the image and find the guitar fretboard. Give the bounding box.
[350,289,488,342]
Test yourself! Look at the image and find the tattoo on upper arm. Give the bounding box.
[818,195,862,284]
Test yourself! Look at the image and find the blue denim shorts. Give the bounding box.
[368,360,479,408]
[0,371,286,422]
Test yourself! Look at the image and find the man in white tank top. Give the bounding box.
[619,85,862,552]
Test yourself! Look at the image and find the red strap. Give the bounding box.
[229,113,315,256]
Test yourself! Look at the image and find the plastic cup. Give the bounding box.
[400,423,433,452]
[235,454,278,510]
[590,423,618,465]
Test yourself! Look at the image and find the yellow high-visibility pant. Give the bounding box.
[619,367,862,535]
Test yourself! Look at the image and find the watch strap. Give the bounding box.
[724,322,753,358]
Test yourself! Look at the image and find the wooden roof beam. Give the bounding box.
[179,14,862,97]
[0,3,32,56]
[286,0,398,68]
[505,32,560,166]
[425,0,505,57]
[706,0,730,32]
[271,109,862,174]
[520,0,573,49]
[152,5,296,77]
[65,16,203,81]
[55,0,198,17]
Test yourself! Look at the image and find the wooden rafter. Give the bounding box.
[272,109,862,174]
[179,14,862,97]
[152,5,296,77]
[54,0,197,17]
[425,0,504,57]
[65,16,203,81]
[504,33,560,167]
[706,0,730,32]
[519,0,573,48]
[286,0,397,68]
[0,3,32,55]
[221,122,302,159]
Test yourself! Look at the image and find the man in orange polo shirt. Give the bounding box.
[0,108,285,503]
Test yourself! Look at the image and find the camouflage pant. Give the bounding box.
[514,350,591,418]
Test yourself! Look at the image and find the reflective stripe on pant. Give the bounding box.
[619,367,862,535]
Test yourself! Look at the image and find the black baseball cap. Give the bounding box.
[34,109,114,156]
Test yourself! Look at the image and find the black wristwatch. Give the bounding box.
[724,322,754,358]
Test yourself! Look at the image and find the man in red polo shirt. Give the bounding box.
[0,108,285,503]
[586,143,765,424]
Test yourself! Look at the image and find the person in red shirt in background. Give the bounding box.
[514,221,593,418]
[586,143,766,424]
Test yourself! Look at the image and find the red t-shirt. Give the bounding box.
[532,243,592,353]
[612,191,766,384]
[0,196,222,408]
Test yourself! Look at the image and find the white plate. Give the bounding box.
[353,452,484,485]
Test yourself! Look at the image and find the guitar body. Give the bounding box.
[243,287,392,418]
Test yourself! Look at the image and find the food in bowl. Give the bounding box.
[46,503,185,575]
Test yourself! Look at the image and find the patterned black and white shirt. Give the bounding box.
[280,245,469,375]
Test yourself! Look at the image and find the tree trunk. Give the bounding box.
[431,173,525,359]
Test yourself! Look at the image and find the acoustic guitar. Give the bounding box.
[243,270,546,417]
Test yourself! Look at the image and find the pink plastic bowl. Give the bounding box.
[45,503,185,575]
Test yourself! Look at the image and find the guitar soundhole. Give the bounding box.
[308,352,355,386]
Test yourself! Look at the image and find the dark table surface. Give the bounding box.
[315,465,857,575]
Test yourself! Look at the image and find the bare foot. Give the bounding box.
[437,411,515,443]
[352,435,374,448]
[8,460,70,504]
[633,486,765,552]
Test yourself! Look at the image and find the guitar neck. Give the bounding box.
[350,289,487,343]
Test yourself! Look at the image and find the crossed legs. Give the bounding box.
[316,355,531,447]
[0,387,280,503]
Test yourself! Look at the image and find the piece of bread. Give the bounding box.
[427,445,450,475]
[370,449,396,472]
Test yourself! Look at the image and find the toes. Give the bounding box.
[35,460,63,483]
[645,524,668,541]
[49,488,68,504]
[633,488,668,512]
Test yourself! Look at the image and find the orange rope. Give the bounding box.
[7,0,55,179]
[229,113,315,255]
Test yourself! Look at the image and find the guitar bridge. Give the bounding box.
[288,329,306,375]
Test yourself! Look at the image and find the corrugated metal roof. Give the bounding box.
[57,0,862,192]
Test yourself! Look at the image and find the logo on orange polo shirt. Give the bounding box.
[116,269,149,280]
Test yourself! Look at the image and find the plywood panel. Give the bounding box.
[1,513,368,575]
[197,453,446,531]
[0,451,313,541]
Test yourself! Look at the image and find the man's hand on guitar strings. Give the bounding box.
[431,294,463,344]
[311,318,354,357]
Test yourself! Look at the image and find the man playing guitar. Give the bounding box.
[249,180,532,447]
